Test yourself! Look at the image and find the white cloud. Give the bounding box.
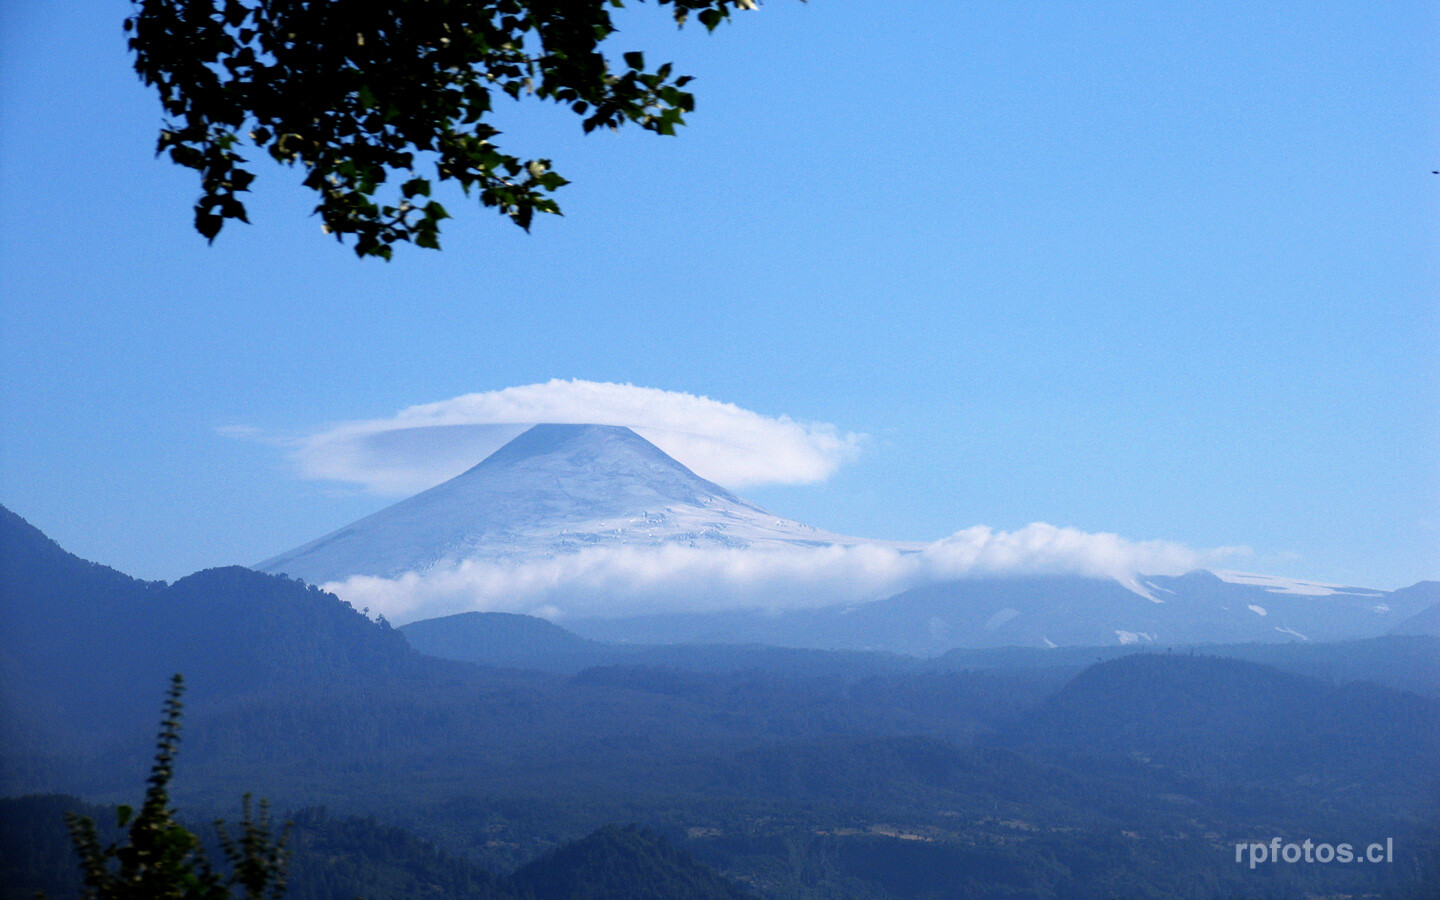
[325,522,1229,625]
[269,380,865,495]
[918,523,1209,598]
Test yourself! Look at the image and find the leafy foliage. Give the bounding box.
[125,0,773,258]
[216,796,290,900]
[63,675,290,900]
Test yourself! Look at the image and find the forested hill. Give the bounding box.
[510,824,757,900]
[0,504,149,597]
[0,505,423,743]
[1001,652,1440,805]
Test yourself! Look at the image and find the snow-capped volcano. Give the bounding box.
[257,424,864,585]
[256,423,1436,649]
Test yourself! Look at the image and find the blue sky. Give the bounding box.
[1,0,1436,591]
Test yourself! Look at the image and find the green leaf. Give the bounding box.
[195,212,224,241]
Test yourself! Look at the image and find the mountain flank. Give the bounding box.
[257,424,851,585]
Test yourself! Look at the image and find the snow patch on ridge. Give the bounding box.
[984,608,1020,631]
[1214,570,1348,596]
[1116,630,1155,645]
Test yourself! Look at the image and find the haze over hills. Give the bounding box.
[1392,590,1440,636]
[564,570,1438,654]
[257,423,1434,648]
[4,503,1439,899]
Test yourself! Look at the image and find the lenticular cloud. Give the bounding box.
[324,523,1209,625]
[290,380,865,495]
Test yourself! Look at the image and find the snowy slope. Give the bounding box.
[257,424,870,584]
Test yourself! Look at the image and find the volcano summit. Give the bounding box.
[257,424,865,585]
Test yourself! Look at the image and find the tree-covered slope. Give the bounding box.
[510,823,756,900]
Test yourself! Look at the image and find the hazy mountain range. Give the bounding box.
[4,425,1438,899]
[2,502,1438,899]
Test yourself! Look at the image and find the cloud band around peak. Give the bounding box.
[276,380,866,496]
[321,522,1229,625]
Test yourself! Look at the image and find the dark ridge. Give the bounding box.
[1001,652,1440,792]
[508,823,756,900]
